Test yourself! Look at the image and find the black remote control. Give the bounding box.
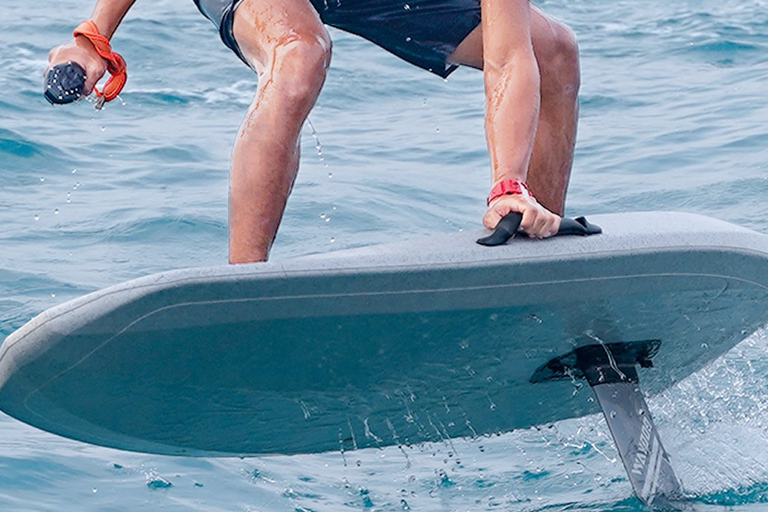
[44,62,86,105]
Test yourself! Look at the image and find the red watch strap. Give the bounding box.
[487,179,533,206]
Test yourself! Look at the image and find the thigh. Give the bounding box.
[231,0,330,73]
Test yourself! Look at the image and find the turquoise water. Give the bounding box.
[2,0,768,509]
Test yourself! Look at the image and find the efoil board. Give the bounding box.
[0,211,767,457]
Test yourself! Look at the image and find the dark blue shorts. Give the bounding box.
[193,0,480,77]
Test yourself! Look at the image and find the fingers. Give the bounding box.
[484,194,561,238]
[44,46,62,76]
[46,43,73,69]
[520,206,560,238]
[482,206,504,230]
[45,39,107,96]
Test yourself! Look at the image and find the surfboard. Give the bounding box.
[1,211,767,465]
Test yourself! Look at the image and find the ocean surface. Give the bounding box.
[2,0,768,510]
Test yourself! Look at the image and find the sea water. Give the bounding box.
[1,0,768,509]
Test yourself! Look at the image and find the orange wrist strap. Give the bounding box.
[73,20,127,102]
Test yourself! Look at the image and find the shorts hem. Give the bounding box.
[219,0,249,66]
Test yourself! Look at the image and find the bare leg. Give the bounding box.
[229,0,331,263]
[448,7,579,215]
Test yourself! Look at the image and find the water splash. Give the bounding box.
[306,118,324,162]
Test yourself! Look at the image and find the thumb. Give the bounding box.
[483,206,504,229]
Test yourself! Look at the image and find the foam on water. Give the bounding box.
[2,0,768,509]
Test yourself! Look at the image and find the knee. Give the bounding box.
[555,27,580,94]
[269,32,332,103]
[541,22,580,95]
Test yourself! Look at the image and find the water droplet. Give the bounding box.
[146,476,172,489]
[306,118,324,162]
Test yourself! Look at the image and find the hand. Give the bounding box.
[483,193,561,238]
[46,36,106,97]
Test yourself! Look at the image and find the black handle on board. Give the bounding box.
[476,212,602,247]
[44,62,86,105]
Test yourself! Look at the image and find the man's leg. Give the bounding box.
[229,0,331,263]
[448,6,579,215]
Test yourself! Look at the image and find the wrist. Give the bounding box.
[72,20,127,102]
[73,33,100,55]
[487,178,534,206]
[87,19,115,40]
